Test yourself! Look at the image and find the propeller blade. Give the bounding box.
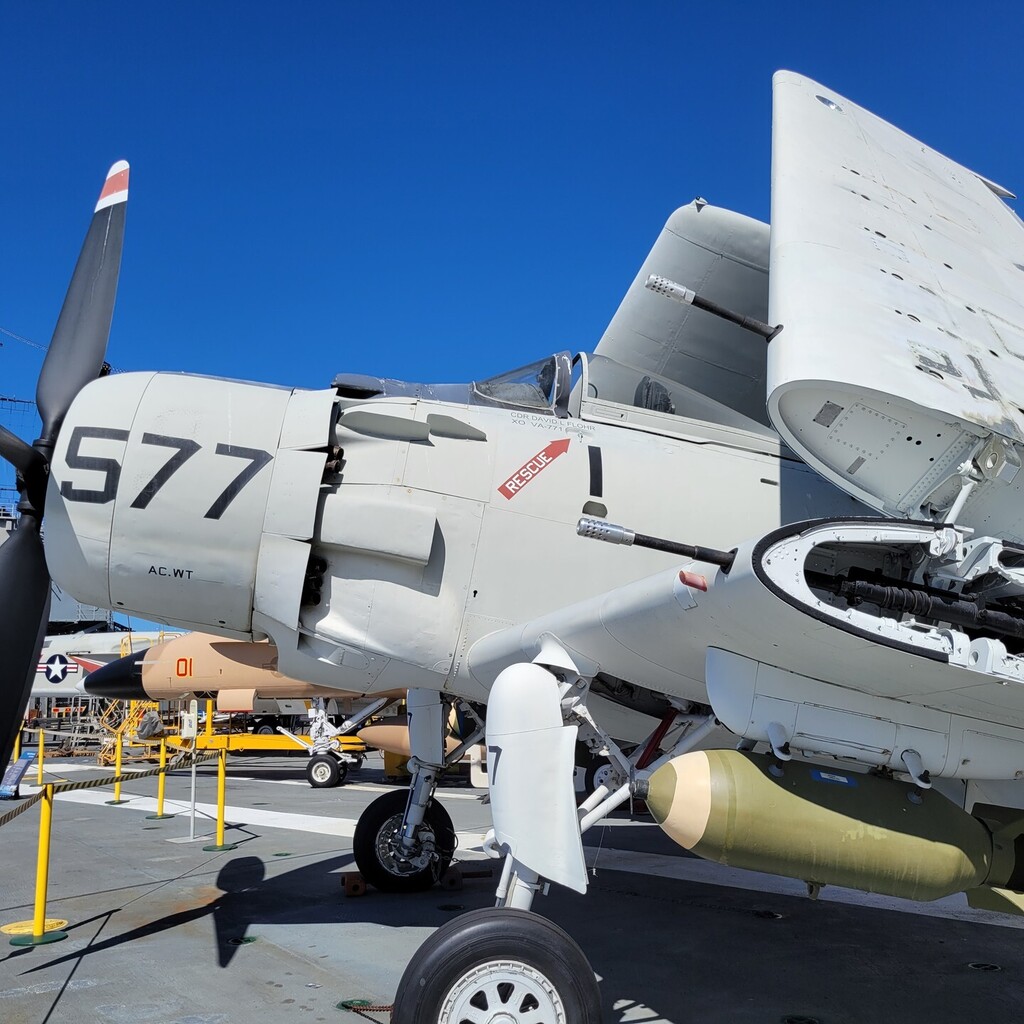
[0,524,52,769]
[36,160,129,449]
[0,424,43,479]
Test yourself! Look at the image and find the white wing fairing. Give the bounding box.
[768,72,1024,541]
[469,518,1024,780]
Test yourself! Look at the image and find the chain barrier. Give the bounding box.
[338,1000,394,1020]
[0,748,221,832]
[0,790,43,829]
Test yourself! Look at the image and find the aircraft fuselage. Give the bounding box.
[43,360,862,714]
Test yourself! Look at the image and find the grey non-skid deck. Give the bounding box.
[2,754,1023,1024]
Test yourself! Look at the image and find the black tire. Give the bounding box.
[254,718,278,736]
[306,754,340,788]
[391,908,601,1023]
[584,757,618,795]
[353,790,454,892]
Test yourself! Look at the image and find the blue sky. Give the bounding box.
[4,2,1024,499]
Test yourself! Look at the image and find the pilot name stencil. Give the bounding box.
[509,411,595,434]
[498,438,570,499]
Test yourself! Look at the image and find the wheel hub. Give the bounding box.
[375,813,436,875]
[441,959,567,1023]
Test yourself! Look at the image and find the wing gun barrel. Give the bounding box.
[576,516,735,569]
[644,274,782,341]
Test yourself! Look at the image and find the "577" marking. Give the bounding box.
[59,426,272,520]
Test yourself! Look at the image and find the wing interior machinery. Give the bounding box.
[724,73,1024,758]
[769,71,1024,530]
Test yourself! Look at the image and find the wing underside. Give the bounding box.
[768,71,1024,541]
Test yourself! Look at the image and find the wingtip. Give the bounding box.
[95,160,130,212]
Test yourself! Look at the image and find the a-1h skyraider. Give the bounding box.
[5,72,1024,1020]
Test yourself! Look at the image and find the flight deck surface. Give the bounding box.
[1,754,1022,1024]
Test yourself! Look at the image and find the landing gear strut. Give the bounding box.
[279,695,395,788]
[392,654,716,1018]
[352,689,483,892]
[352,789,454,892]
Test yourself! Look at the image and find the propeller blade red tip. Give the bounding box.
[95,160,130,212]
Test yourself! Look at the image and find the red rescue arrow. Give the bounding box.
[498,438,571,499]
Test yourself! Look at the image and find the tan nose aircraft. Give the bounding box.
[84,631,405,786]
[84,629,400,706]
[86,629,468,759]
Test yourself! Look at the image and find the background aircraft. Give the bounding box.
[86,631,486,786]
[5,71,1024,1022]
[84,628,390,708]
[32,622,172,700]
[85,630,404,785]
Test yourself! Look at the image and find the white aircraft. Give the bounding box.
[4,72,1024,1021]
[32,620,173,699]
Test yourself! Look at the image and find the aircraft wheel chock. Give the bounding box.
[391,907,601,1023]
[306,753,341,788]
[352,790,454,892]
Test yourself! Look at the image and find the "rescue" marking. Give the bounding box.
[498,438,571,499]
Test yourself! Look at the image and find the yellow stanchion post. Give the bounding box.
[9,785,68,946]
[146,737,174,820]
[13,726,20,762]
[36,728,44,785]
[105,732,129,805]
[203,746,236,852]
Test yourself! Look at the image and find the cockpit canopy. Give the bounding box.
[332,353,572,417]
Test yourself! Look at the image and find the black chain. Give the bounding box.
[338,1000,393,1020]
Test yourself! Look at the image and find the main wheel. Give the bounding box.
[391,908,602,1023]
[254,718,278,736]
[352,789,455,892]
[584,757,617,796]
[306,754,341,788]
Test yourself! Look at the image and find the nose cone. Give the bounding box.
[83,649,147,699]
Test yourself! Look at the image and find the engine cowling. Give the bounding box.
[45,371,335,639]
